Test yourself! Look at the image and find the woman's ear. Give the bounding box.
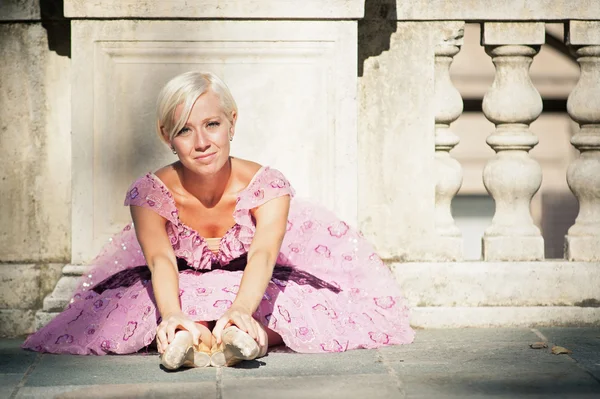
[229,111,238,141]
[158,121,170,143]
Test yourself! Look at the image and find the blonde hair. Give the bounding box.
[156,71,238,143]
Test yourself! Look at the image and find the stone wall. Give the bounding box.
[0,1,70,336]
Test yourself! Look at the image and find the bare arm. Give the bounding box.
[130,205,208,350]
[130,205,180,318]
[235,194,291,313]
[212,194,291,342]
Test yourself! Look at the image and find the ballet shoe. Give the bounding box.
[160,330,211,370]
[160,330,195,370]
[210,326,267,367]
[193,341,212,368]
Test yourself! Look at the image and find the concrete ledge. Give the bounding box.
[0,309,34,336]
[392,0,600,21]
[0,264,39,309]
[64,0,365,19]
[0,263,63,309]
[35,311,59,331]
[392,261,600,307]
[565,236,600,262]
[410,306,600,328]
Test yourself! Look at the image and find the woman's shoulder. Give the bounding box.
[232,157,263,186]
[153,163,180,190]
[234,159,295,208]
[123,164,178,222]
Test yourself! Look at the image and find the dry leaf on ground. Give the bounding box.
[551,345,572,355]
[529,342,548,349]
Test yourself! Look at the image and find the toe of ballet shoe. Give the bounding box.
[161,346,194,370]
[210,350,227,367]
[160,330,194,370]
[193,351,211,368]
[221,327,261,360]
[210,350,243,368]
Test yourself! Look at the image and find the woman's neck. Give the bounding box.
[178,157,233,208]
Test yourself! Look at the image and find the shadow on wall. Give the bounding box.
[40,0,70,57]
[542,191,579,259]
[358,0,397,77]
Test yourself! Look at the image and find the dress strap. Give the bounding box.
[233,166,295,249]
[236,167,295,211]
[123,174,178,224]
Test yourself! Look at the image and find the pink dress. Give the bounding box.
[23,167,414,355]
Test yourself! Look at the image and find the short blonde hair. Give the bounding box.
[156,71,238,143]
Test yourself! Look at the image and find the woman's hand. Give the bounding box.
[156,311,211,353]
[212,304,268,348]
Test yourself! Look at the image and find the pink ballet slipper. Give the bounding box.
[210,326,267,367]
[160,330,211,370]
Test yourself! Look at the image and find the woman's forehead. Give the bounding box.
[174,91,224,121]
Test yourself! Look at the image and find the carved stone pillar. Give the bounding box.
[565,21,600,261]
[434,22,464,260]
[481,22,545,261]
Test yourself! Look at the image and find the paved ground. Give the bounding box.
[1,328,599,398]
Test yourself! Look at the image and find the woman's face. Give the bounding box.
[170,90,236,176]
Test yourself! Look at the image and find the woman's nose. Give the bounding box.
[193,130,210,151]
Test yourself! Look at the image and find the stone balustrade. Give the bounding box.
[1,1,600,335]
[427,20,600,263]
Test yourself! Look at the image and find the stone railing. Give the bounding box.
[1,1,599,335]
[433,21,600,263]
[361,2,600,327]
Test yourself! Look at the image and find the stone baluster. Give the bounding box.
[565,21,600,261]
[434,22,464,260]
[481,22,545,261]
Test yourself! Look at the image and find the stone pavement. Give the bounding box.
[2,328,599,398]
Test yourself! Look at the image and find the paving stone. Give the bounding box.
[3,329,600,398]
[0,339,39,374]
[400,370,600,398]
[221,374,402,399]
[0,374,23,398]
[538,327,600,381]
[386,331,584,371]
[25,353,217,387]
[379,330,543,365]
[221,348,387,379]
[15,383,216,399]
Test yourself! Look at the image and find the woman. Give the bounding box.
[23,71,415,369]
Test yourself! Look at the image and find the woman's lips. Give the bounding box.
[194,152,216,161]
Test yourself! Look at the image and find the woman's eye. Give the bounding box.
[177,127,191,136]
[207,121,220,128]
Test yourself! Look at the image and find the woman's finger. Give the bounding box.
[212,316,230,344]
[244,317,258,340]
[182,320,201,346]
[198,325,213,346]
[257,326,267,349]
[156,326,168,354]
[166,323,177,345]
[230,314,250,335]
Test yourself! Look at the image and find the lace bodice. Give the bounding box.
[124,166,295,270]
